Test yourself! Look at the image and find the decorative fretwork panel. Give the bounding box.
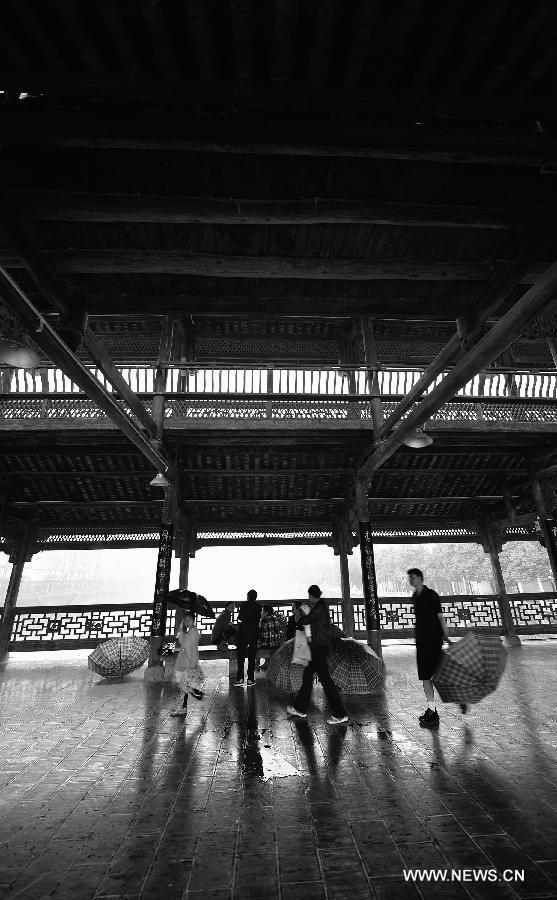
[351,596,503,635]
[6,595,556,651]
[7,605,168,645]
[509,594,557,630]
[3,602,242,647]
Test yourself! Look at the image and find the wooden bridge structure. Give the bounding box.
[1,1,557,671]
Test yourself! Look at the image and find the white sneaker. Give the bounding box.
[327,715,348,725]
[233,679,244,687]
[170,708,188,717]
[286,705,307,718]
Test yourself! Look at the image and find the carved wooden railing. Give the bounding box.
[3,364,557,399]
[0,392,555,423]
[2,593,556,650]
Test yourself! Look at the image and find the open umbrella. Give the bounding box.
[164,589,215,619]
[432,632,507,704]
[267,639,307,693]
[267,634,383,694]
[88,636,149,678]
[328,639,385,694]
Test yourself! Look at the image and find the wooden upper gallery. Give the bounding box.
[1,1,557,544]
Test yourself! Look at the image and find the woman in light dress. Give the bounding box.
[171,610,206,717]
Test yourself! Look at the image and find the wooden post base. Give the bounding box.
[504,632,521,647]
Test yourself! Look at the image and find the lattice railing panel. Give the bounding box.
[508,594,557,630]
[4,594,556,650]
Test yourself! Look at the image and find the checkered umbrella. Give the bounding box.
[328,639,385,694]
[432,632,507,704]
[88,636,150,678]
[267,639,307,693]
[267,636,384,694]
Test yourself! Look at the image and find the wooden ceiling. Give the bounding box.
[1,1,557,546]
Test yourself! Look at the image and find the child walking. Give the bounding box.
[171,610,206,717]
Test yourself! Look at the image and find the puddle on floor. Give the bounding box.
[242,728,300,781]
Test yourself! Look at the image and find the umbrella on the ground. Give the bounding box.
[328,639,385,694]
[267,634,384,694]
[267,639,307,693]
[164,589,215,619]
[432,632,507,704]
[88,636,149,678]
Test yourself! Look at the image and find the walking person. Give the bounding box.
[171,610,205,717]
[287,585,348,725]
[407,568,451,729]
[234,589,262,687]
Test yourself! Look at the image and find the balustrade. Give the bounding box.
[2,593,555,651]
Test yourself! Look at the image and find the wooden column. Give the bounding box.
[0,368,14,392]
[0,518,36,669]
[339,322,361,419]
[333,506,355,637]
[355,478,382,657]
[480,517,520,647]
[174,510,196,634]
[528,464,557,588]
[152,315,175,453]
[360,316,384,432]
[145,483,177,680]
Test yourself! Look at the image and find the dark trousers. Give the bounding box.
[294,647,347,718]
[237,638,257,681]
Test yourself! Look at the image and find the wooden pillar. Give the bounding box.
[0,518,36,669]
[360,316,384,433]
[355,478,382,657]
[480,517,520,647]
[339,322,361,419]
[0,368,14,393]
[528,464,557,588]
[152,315,174,452]
[333,506,355,637]
[174,511,196,634]
[145,483,176,679]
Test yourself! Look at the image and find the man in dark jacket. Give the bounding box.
[234,589,261,686]
[287,585,348,725]
[211,601,236,650]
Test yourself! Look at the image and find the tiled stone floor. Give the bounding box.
[1,639,557,899]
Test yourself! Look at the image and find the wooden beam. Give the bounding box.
[51,291,485,317]
[0,265,172,475]
[5,112,557,166]
[358,259,557,477]
[1,250,548,282]
[0,219,158,438]
[0,191,527,229]
[378,222,553,437]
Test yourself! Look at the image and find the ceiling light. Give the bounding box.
[150,472,170,488]
[0,337,40,369]
[403,428,433,449]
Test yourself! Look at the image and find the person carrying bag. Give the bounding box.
[287,585,348,725]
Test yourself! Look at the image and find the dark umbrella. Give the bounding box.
[164,588,215,619]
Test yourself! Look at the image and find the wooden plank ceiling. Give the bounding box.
[1,0,557,542]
